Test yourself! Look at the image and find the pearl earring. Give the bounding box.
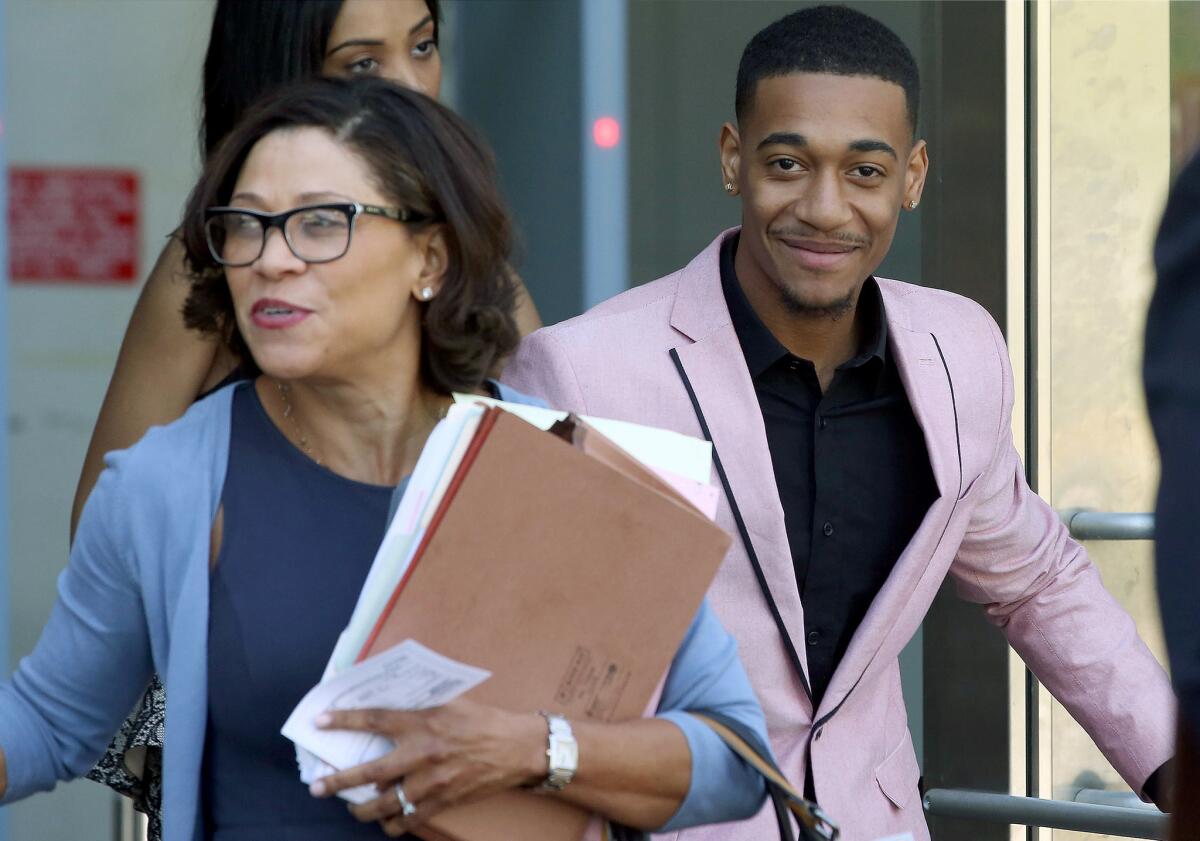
[908,200,918,210]
[420,286,434,301]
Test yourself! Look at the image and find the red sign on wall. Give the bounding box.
[8,167,139,283]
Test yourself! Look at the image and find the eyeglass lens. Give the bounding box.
[205,206,353,266]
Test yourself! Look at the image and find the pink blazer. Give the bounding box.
[503,229,1175,841]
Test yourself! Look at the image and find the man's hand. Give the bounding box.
[1142,759,1175,812]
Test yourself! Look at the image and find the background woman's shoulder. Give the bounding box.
[105,381,238,482]
[78,382,237,554]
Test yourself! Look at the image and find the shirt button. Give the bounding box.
[807,630,821,646]
[823,521,834,537]
[819,416,828,430]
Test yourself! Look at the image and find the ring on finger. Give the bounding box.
[394,782,417,817]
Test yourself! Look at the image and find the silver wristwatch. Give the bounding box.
[537,711,578,791]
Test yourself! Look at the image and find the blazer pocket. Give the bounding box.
[875,730,921,809]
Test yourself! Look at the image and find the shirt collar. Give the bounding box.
[719,232,889,379]
[840,278,888,372]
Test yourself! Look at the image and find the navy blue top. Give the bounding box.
[203,382,396,840]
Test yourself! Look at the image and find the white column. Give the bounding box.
[581,0,628,310]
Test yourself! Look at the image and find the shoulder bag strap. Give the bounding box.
[604,713,839,841]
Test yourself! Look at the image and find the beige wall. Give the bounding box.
[5,1,213,838]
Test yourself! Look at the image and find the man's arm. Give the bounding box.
[948,308,1176,802]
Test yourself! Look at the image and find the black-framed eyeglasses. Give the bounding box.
[203,202,431,267]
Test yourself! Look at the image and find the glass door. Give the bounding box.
[1023,1,1193,838]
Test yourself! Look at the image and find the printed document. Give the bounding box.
[284,640,491,803]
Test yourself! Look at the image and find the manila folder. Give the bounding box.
[361,410,732,841]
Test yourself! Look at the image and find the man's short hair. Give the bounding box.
[735,5,920,133]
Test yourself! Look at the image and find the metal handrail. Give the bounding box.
[1072,788,1159,810]
[923,788,1168,839]
[1059,509,1155,541]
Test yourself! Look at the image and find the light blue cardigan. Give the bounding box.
[0,382,767,839]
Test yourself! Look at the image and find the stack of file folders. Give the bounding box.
[285,398,732,841]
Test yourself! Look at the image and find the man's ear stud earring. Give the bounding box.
[420,286,434,301]
[724,182,735,194]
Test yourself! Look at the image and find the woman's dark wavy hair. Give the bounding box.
[180,77,519,394]
[202,0,440,158]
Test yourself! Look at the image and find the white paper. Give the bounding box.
[451,394,714,485]
[283,640,491,802]
[327,404,484,673]
[295,747,380,805]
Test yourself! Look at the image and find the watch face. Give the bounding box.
[550,739,578,772]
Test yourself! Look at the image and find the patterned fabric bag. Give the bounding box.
[88,676,166,841]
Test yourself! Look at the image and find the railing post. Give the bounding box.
[923,788,1169,839]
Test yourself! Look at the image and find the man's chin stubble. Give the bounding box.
[777,285,856,321]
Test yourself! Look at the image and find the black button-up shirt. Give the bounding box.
[720,235,938,705]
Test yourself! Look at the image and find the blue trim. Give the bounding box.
[0,0,11,837]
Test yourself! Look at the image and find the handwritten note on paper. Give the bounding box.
[283,640,491,801]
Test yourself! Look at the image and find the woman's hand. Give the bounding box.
[308,698,546,837]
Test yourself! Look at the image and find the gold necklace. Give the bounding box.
[273,380,452,470]
[275,380,321,465]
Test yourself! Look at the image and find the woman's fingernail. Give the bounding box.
[309,781,327,797]
[315,713,333,727]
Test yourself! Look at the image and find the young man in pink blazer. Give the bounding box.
[505,6,1176,840]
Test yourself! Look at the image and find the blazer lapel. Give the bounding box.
[669,230,813,700]
[816,295,964,720]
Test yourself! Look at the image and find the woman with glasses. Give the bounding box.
[80,1,541,830]
[73,0,543,537]
[0,78,770,841]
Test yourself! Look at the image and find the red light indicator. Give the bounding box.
[592,116,621,149]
